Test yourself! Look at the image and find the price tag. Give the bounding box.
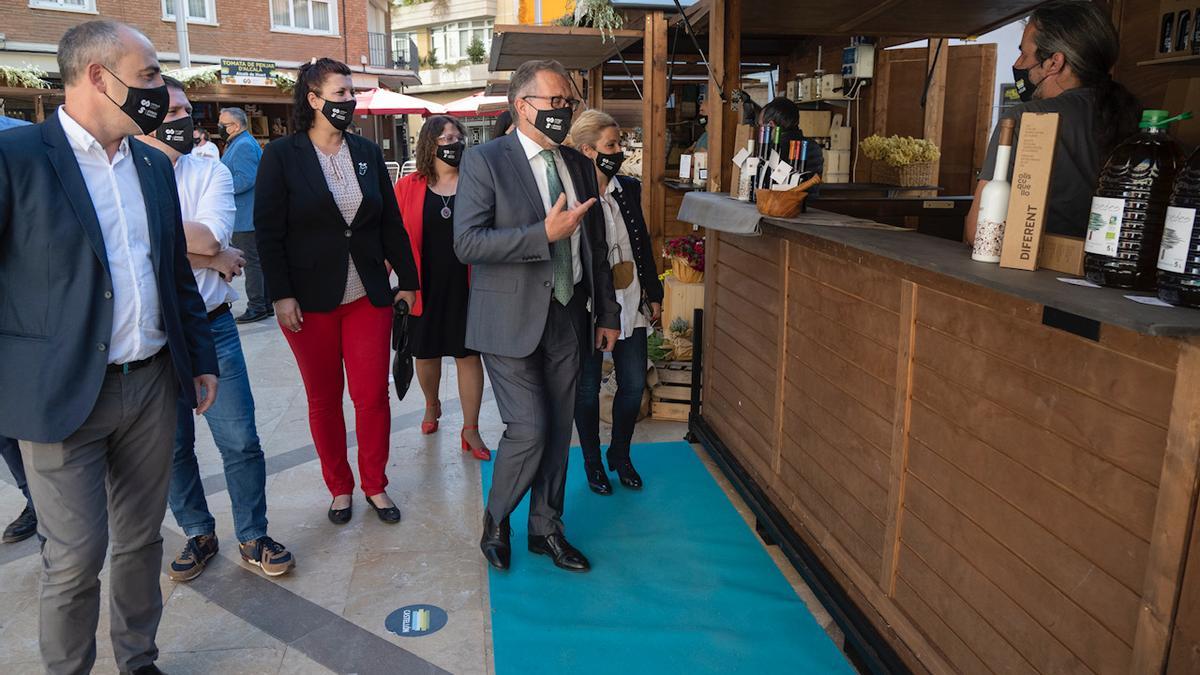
[731,148,750,169]
[771,164,793,186]
[1125,295,1175,307]
[1057,277,1102,288]
[768,150,781,169]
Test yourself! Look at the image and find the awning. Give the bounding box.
[354,88,446,116]
[444,91,509,118]
[488,24,644,72]
[689,0,1045,38]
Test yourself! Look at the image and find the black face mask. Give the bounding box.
[320,98,357,131]
[436,141,464,168]
[155,117,195,155]
[1012,62,1045,103]
[529,106,572,145]
[103,67,169,134]
[218,124,231,141]
[595,150,624,178]
[698,115,708,127]
[192,135,202,146]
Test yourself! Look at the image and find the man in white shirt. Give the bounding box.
[0,21,218,675]
[191,126,219,160]
[138,76,295,585]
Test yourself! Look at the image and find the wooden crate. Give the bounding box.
[651,361,693,421]
[663,275,704,329]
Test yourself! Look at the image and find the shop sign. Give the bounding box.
[220,59,276,87]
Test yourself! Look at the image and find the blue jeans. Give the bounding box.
[574,327,648,466]
[0,435,32,510]
[168,311,268,543]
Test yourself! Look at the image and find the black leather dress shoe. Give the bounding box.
[327,499,352,525]
[2,505,37,543]
[609,457,644,490]
[584,462,613,495]
[126,664,166,675]
[528,533,591,572]
[367,496,401,524]
[481,512,511,570]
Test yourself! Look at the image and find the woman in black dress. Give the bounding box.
[393,115,489,460]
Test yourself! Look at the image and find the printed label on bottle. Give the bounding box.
[1084,197,1126,257]
[1159,206,1197,273]
[972,218,1005,261]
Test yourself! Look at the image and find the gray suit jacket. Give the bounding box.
[454,132,620,359]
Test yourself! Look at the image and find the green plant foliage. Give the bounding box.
[467,37,487,65]
[0,65,50,89]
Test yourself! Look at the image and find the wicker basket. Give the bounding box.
[671,257,704,283]
[756,189,810,218]
[873,161,935,187]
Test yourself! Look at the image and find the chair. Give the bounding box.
[385,161,401,183]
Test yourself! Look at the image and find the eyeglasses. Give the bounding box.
[436,134,464,144]
[522,95,580,112]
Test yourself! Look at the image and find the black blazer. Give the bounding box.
[254,132,418,313]
[0,112,217,443]
[610,175,665,304]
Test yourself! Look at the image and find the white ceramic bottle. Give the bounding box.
[972,118,1016,263]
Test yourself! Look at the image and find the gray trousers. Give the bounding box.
[483,292,586,536]
[20,356,178,675]
[233,231,269,314]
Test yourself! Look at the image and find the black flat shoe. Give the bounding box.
[328,498,352,525]
[367,495,401,524]
[584,462,613,495]
[2,504,37,543]
[528,533,590,572]
[236,310,271,324]
[609,457,643,490]
[481,512,511,570]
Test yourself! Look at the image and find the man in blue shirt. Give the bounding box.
[0,114,36,545]
[219,107,269,323]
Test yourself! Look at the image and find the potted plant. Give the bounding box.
[664,235,704,283]
[859,134,941,187]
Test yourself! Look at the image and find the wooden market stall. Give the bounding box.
[682,0,1200,674]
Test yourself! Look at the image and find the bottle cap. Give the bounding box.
[1140,109,1194,129]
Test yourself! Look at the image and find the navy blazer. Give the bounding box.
[610,176,665,305]
[0,112,218,444]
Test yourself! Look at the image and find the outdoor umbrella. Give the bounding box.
[354,88,446,116]
[443,91,510,118]
[391,298,414,401]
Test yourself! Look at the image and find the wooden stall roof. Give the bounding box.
[489,25,645,72]
[689,0,1047,37]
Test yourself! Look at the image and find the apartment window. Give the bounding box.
[270,0,337,35]
[392,32,415,69]
[429,20,493,64]
[29,0,95,12]
[162,0,216,23]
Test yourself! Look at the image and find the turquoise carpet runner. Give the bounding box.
[481,440,855,674]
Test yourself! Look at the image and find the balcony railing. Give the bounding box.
[368,32,390,68]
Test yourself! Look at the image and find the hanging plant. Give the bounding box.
[0,65,50,89]
[163,65,221,89]
[572,0,625,42]
[271,72,296,93]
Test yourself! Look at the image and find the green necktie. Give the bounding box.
[541,149,575,306]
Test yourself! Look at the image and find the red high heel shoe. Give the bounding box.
[421,400,441,435]
[461,425,491,461]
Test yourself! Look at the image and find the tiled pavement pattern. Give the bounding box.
[0,282,842,674]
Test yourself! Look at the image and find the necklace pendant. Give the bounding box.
[440,206,453,219]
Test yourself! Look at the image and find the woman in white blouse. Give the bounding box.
[566,110,664,494]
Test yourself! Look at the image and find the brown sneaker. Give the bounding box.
[169,534,219,582]
[238,536,295,577]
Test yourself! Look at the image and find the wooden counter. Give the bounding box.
[696,215,1200,674]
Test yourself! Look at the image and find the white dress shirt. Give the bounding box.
[193,141,220,161]
[599,179,650,339]
[59,106,165,365]
[516,129,583,284]
[174,152,238,312]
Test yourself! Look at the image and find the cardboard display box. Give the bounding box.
[797,111,832,138]
[825,150,852,176]
[830,127,852,151]
[1000,112,1060,271]
[1038,234,1086,276]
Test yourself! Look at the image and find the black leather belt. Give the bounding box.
[207,303,231,322]
[106,349,166,375]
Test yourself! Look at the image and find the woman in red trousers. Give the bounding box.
[394,115,490,460]
[255,58,418,525]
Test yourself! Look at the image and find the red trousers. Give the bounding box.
[283,297,393,497]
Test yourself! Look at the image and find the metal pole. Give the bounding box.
[535,0,543,25]
[174,0,191,68]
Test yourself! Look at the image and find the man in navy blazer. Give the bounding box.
[0,21,218,675]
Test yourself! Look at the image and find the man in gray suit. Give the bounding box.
[455,59,621,573]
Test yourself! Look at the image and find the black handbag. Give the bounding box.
[391,298,414,401]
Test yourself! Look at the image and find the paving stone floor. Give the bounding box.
[0,284,842,674]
